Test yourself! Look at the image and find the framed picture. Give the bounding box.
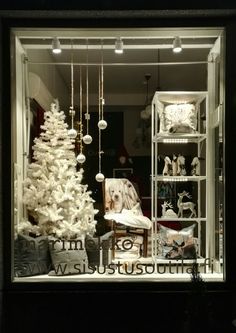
[113,168,133,178]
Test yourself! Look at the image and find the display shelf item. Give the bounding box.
[151,91,209,264]
[153,175,206,181]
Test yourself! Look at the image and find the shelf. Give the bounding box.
[151,90,212,273]
[153,175,206,182]
[153,133,206,143]
[154,257,207,264]
[155,218,206,222]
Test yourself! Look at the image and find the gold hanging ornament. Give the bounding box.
[68,40,78,140]
[82,40,93,145]
[95,40,106,182]
[97,47,107,130]
[76,65,86,164]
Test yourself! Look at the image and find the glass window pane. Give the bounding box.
[11,27,225,282]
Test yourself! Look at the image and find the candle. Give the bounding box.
[108,248,112,264]
[99,247,103,267]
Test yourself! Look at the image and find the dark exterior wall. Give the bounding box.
[1,6,236,333]
[0,17,3,333]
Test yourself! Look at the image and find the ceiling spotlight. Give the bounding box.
[115,37,124,54]
[52,37,62,54]
[173,36,182,53]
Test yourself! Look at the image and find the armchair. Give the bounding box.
[103,178,152,258]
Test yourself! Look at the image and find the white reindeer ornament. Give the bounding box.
[161,201,178,218]
[177,191,197,218]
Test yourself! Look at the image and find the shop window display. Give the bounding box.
[11,27,225,282]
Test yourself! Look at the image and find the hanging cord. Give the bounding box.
[98,64,101,122]
[79,66,83,154]
[98,65,102,173]
[70,40,75,129]
[144,73,151,106]
[85,39,90,134]
[146,76,149,106]
[101,40,104,120]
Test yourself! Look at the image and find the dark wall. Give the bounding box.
[0,0,236,10]
[0,16,3,333]
[1,7,236,333]
[2,290,233,332]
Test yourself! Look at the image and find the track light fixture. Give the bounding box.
[115,37,124,54]
[173,36,182,53]
[52,37,62,54]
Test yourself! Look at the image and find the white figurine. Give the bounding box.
[172,154,178,176]
[191,157,200,176]
[177,191,197,218]
[177,154,186,176]
[162,156,172,176]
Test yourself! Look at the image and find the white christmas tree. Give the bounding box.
[20,100,97,239]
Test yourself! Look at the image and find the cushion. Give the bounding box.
[48,237,89,275]
[158,103,197,134]
[85,231,114,267]
[115,235,143,260]
[14,234,51,277]
[157,223,197,259]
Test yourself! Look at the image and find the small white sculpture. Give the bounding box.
[177,155,186,176]
[162,156,172,176]
[172,154,178,176]
[161,201,178,218]
[191,157,200,176]
[177,191,197,218]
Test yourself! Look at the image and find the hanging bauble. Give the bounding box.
[68,128,77,139]
[140,109,150,120]
[145,104,152,116]
[83,134,93,145]
[95,172,105,182]
[76,153,86,164]
[69,107,76,117]
[98,119,107,130]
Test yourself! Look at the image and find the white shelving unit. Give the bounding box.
[151,91,209,263]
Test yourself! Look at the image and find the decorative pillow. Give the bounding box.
[85,231,114,267]
[158,103,197,134]
[115,235,143,259]
[14,234,51,277]
[157,223,197,259]
[48,237,89,275]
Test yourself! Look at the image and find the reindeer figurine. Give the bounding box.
[177,154,186,176]
[162,156,172,176]
[161,201,178,218]
[177,191,197,218]
[165,240,197,259]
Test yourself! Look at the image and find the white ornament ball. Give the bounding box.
[76,153,86,164]
[68,128,77,139]
[98,119,107,130]
[145,104,152,116]
[83,134,93,145]
[95,172,105,182]
[140,109,149,120]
